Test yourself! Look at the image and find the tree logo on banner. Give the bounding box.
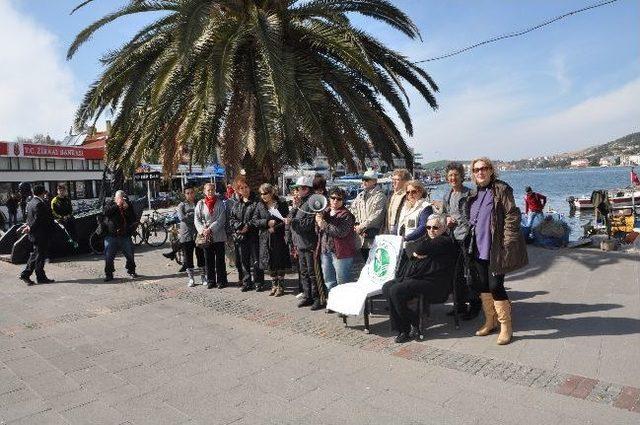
[373,247,390,277]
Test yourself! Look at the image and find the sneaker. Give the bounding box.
[297,298,313,308]
[128,272,138,279]
[188,278,195,287]
[200,275,207,285]
[269,286,278,296]
[162,252,175,260]
[19,275,35,286]
[394,332,411,344]
[274,287,284,297]
[241,284,254,292]
[310,300,324,311]
[295,292,305,299]
[37,278,55,284]
[409,325,420,340]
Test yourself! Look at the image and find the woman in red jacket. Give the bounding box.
[315,187,357,303]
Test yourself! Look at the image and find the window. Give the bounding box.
[0,157,10,171]
[45,159,55,171]
[72,159,84,171]
[55,159,66,171]
[10,158,19,170]
[75,181,86,199]
[19,158,33,170]
[32,158,42,170]
[84,180,94,198]
[65,159,74,170]
[89,160,102,170]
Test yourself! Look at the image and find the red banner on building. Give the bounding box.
[0,142,103,160]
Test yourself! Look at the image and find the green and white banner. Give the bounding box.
[327,235,403,316]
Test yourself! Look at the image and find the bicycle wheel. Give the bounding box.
[132,224,145,245]
[89,231,105,255]
[145,223,168,247]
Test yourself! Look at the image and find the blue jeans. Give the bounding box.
[104,235,136,276]
[526,212,544,229]
[320,252,353,293]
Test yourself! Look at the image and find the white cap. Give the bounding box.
[293,176,314,188]
[362,170,378,180]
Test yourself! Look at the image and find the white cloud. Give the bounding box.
[410,77,640,161]
[0,0,77,141]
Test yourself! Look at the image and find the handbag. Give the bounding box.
[195,232,211,249]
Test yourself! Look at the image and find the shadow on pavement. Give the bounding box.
[508,246,638,282]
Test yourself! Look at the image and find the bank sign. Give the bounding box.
[0,142,104,160]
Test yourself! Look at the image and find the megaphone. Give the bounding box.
[307,194,328,213]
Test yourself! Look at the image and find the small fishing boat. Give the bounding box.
[567,188,640,210]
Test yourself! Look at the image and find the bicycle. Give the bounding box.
[132,210,168,247]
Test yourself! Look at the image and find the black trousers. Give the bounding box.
[298,248,318,301]
[234,242,243,282]
[453,243,481,308]
[181,241,204,269]
[470,258,508,301]
[21,239,48,280]
[203,242,227,285]
[237,239,263,286]
[382,279,422,333]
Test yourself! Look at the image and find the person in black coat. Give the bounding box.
[251,183,291,296]
[6,193,19,226]
[229,177,264,291]
[382,213,457,343]
[102,190,138,282]
[19,185,55,285]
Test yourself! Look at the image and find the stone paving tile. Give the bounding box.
[2,246,640,424]
[7,409,70,425]
[19,370,82,400]
[59,400,127,425]
[0,397,51,424]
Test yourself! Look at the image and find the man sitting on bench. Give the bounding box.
[382,214,457,343]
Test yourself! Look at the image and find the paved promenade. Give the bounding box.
[0,245,638,424]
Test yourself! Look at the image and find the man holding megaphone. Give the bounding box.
[284,176,322,310]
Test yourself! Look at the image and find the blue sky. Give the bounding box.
[0,0,638,161]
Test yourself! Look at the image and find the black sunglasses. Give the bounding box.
[426,226,440,230]
[330,196,343,201]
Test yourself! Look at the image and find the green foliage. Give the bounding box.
[68,0,438,179]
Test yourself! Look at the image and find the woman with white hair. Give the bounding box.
[382,213,457,343]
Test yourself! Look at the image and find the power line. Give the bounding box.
[414,0,621,63]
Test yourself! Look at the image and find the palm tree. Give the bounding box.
[68,0,438,181]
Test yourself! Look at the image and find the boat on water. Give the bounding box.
[567,188,640,210]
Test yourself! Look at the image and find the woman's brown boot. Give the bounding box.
[494,300,513,345]
[475,293,498,336]
[269,281,278,296]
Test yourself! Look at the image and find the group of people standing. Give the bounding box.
[15,157,528,346]
[382,158,528,345]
